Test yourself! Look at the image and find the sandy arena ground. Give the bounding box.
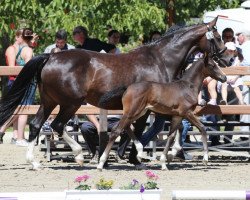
[0,132,250,199]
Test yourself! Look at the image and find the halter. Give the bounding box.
[206,25,227,63]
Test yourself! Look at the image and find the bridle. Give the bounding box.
[206,25,227,64]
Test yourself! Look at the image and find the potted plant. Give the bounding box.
[65,171,162,200]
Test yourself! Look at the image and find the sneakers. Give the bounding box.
[207,99,217,105]
[176,149,193,161]
[41,121,53,132]
[89,153,99,164]
[15,139,28,147]
[198,99,207,106]
[115,154,127,164]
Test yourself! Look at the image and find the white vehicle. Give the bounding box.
[203,0,250,35]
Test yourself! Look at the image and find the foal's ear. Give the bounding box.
[207,16,218,28]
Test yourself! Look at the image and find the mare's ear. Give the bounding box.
[208,16,218,28]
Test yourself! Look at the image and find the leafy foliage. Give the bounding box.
[0,0,240,54]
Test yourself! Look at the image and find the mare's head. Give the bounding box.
[203,55,227,83]
[197,17,234,68]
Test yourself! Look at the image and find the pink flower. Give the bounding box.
[75,175,90,183]
[145,170,159,180]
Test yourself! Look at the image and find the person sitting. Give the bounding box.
[44,29,75,53]
[220,42,244,105]
[80,114,129,165]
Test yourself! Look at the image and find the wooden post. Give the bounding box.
[167,0,175,27]
[99,109,109,157]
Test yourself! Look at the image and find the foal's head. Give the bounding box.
[204,56,227,83]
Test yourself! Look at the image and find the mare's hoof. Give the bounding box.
[203,159,208,166]
[75,158,84,167]
[97,164,103,171]
[31,162,41,171]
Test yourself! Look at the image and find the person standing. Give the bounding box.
[107,29,121,54]
[0,28,37,146]
[44,29,75,53]
[73,26,115,53]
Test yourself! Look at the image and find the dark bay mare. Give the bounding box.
[97,55,227,170]
[0,17,233,170]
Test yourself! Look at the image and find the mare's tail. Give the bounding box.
[0,54,50,126]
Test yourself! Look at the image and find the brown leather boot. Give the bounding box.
[0,132,5,144]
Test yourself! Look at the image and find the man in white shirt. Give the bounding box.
[44,29,75,53]
[236,29,250,136]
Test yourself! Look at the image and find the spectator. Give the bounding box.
[149,30,161,42]
[0,28,37,146]
[222,28,235,43]
[73,26,115,53]
[107,29,121,54]
[220,42,244,105]
[236,28,250,140]
[44,29,74,53]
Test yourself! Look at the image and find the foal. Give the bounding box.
[97,56,226,170]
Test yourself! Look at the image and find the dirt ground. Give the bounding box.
[0,132,250,200]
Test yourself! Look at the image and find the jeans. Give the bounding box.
[139,115,165,147]
[139,115,190,147]
[181,119,191,146]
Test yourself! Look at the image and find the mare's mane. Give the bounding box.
[146,22,203,46]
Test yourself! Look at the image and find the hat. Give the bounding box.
[225,42,236,51]
[235,27,250,36]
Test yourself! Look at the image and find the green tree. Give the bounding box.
[0,0,165,53]
[0,0,241,54]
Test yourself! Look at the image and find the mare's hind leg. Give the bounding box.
[27,103,56,170]
[160,116,182,170]
[50,105,84,166]
[97,124,120,171]
[185,111,208,165]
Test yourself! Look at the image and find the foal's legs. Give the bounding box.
[185,112,208,165]
[97,115,143,171]
[51,105,84,166]
[167,129,182,162]
[160,116,182,170]
[27,103,56,170]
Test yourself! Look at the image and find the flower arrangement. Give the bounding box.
[119,179,141,190]
[73,170,159,192]
[119,170,159,192]
[95,177,114,190]
[74,174,91,190]
[144,170,159,190]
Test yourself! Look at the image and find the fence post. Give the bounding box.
[99,109,109,158]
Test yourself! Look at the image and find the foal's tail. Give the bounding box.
[0,54,50,127]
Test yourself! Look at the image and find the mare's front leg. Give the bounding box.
[27,104,55,170]
[186,112,208,165]
[160,116,182,170]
